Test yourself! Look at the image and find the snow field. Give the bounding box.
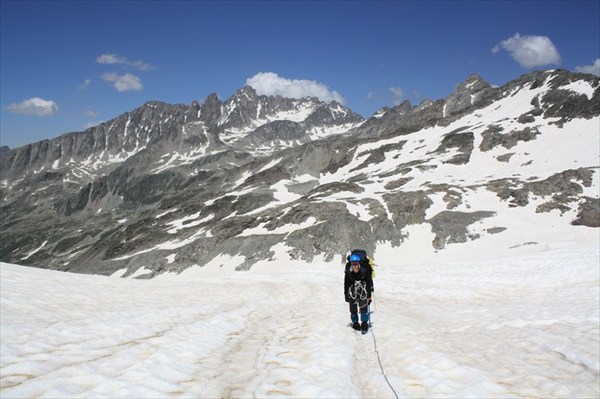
[373,243,599,398]
[1,241,599,398]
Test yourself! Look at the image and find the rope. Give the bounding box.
[369,295,400,399]
[349,280,368,301]
[347,274,399,397]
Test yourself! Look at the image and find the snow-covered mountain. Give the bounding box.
[0,69,598,277]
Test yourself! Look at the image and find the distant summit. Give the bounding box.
[0,69,598,277]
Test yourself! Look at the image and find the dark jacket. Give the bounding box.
[344,265,373,302]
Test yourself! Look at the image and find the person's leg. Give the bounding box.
[349,302,360,329]
[359,299,370,332]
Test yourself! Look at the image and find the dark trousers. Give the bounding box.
[349,298,369,323]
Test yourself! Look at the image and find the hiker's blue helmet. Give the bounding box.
[349,254,361,263]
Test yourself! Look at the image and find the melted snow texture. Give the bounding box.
[1,243,599,398]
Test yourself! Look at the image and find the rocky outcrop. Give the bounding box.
[443,73,495,117]
[0,69,598,276]
[428,211,496,250]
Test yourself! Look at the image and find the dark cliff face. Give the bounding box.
[0,101,202,179]
[0,69,598,277]
[0,85,363,182]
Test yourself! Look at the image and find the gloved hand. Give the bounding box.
[345,294,350,302]
[367,297,372,304]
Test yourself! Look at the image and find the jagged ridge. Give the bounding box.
[0,69,598,277]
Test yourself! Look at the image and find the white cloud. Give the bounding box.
[246,72,345,104]
[492,33,561,68]
[97,53,127,65]
[96,53,155,71]
[389,86,404,105]
[6,97,59,116]
[575,58,600,76]
[79,79,92,90]
[101,72,143,92]
[84,109,99,117]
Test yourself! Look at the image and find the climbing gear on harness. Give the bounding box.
[348,280,368,301]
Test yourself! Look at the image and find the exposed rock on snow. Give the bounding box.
[0,69,598,277]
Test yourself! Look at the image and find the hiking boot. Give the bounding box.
[361,321,369,333]
[352,322,361,330]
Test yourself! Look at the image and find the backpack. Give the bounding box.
[345,248,376,279]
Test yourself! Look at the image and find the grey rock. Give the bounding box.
[572,197,600,227]
[1,69,598,276]
[428,211,496,250]
[443,73,494,117]
[432,130,474,165]
[479,126,540,151]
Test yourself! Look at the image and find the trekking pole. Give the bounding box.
[370,292,374,327]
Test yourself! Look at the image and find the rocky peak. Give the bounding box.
[354,100,414,138]
[303,101,363,130]
[0,100,201,182]
[228,86,261,112]
[200,93,223,126]
[543,69,600,122]
[234,85,259,99]
[213,86,365,148]
[0,69,598,277]
[502,69,600,124]
[217,86,263,129]
[392,100,414,115]
[443,73,494,117]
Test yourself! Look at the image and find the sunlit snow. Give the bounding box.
[1,240,598,398]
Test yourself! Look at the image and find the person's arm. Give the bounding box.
[344,271,351,301]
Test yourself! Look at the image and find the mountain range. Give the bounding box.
[1,69,598,277]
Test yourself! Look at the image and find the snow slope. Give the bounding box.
[1,241,598,398]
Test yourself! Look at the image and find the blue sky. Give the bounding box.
[1,0,599,149]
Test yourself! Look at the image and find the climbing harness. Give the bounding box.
[348,280,367,300]
[348,280,368,308]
